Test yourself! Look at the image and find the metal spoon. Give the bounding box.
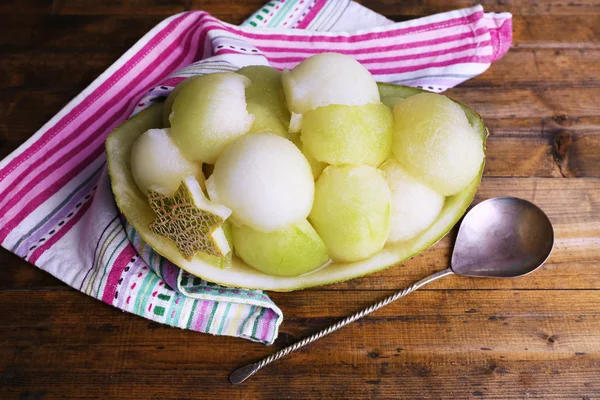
[230,196,554,384]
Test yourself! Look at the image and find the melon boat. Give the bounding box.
[106,82,487,292]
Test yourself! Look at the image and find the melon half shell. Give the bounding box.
[105,83,487,292]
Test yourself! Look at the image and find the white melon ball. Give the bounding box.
[206,133,314,233]
[392,93,484,196]
[169,72,254,164]
[130,128,202,196]
[379,159,445,243]
[282,52,380,114]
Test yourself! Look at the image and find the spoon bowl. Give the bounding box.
[451,197,554,278]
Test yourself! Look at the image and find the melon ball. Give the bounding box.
[162,76,198,128]
[381,95,405,109]
[301,103,392,166]
[237,65,291,139]
[282,52,380,114]
[206,133,314,233]
[130,128,203,196]
[291,134,327,180]
[309,165,391,262]
[392,93,484,196]
[379,159,445,243]
[303,147,327,181]
[232,220,330,277]
[169,72,254,164]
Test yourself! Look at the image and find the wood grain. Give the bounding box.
[1,0,599,399]
[352,0,600,17]
[35,0,600,17]
[1,290,599,399]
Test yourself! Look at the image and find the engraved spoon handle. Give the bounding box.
[230,268,454,384]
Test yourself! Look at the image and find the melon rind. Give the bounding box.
[106,83,487,291]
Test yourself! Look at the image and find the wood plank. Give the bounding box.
[465,49,600,88]
[478,116,600,179]
[0,252,63,289]
[1,290,599,364]
[0,290,599,398]
[484,131,600,178]
[0,53,118,89]
[354,0,600,17]
[40,3,600,49]
[446,87,600,118]
[1,177,598,291]
[52,0,191,16]
[0,89,79,161]
[0,360,598,399]
[188,0,278,24]
[46,0,600,17]
[0,15,165,53]
[513,16,600,49]
[3,3,598,50]
[0,0,53,15]
[52,0,270,24]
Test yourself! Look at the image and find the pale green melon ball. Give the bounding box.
[301,103,392,166]
[237,65,291,139]
[206,133,314,233]
[380,95,405,109]
[379,159,445,243]
[291,134,327,180]
[309,165,391,262]
[392,93,484,196]
[232,219,330,277]
[130,128,202,196]
[282,52,380,114]
[162,76,198,128]
[169,72,254,164]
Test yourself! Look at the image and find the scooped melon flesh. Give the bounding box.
[169,72,254,164]
[282,52,380,114]
[379,159,445,243]
[130,128,202,196]
[232,220,330,277]
[162,76,198,128]
[107,82,487,292]
[309,165,391,262]
[237,65,291,139]
[206,132,314,233]
[301,103,392,166]
[291,134,327,180]
[392,92,484,196]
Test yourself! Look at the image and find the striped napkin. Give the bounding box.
[0,0,511,344]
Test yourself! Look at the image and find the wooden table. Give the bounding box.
[1,1,599,398]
